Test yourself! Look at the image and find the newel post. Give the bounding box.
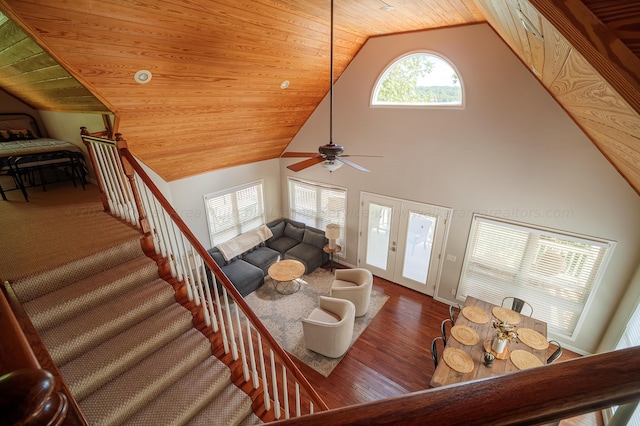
[80,126,110,213]
[115,133,150,235]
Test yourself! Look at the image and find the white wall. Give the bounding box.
[281,23,640,354]
[168,159,282,249]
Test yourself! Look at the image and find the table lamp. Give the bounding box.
[326,224,340,249]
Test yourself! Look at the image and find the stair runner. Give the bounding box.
[10,237,262,426]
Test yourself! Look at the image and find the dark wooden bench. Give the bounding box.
[4,150,87,201]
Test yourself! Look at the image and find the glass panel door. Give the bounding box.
[401,211,436,283]
[359,193,450,296]
[359,194,401,280]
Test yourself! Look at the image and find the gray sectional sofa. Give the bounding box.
[206,218,329,297]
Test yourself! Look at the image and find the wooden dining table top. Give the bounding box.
[429,296,547,388]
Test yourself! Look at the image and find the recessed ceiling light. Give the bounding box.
[134,70,152,84]
[280,80,290,89]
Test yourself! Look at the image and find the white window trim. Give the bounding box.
[288,177,347,257]
[370,50,465,109]
[457,214,615,341]
[204,180,265,247]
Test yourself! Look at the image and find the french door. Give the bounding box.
[357,193,450,295]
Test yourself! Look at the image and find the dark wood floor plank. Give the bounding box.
[294,268,600,424]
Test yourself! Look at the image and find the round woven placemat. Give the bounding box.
[517,328,549,350]
[492,306,522,324]
[451,325,480,346]
[511,350,543,370]
[443,347,474,373]
[462,306,489,324]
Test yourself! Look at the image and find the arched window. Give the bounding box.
[371,52,463,107]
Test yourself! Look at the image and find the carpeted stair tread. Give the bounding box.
[24,255,159,332]
[79,328,213,426]
[11,237,144,303]
[41,278,175,365]
[122,356,232,425]
[61,303,195,400]
[185,384,256,426]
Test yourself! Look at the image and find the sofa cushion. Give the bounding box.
[268,220,286,240]
[302,228,327,249]
[209,249,227,266]
[285,243,325,274]
[284,222,305,242]
[268,237,299,256]
[220,259,265,297]
[242,246,280,275]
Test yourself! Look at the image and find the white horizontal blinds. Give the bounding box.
[288,178,346,254]
[617,302,640,350]
[205,181,265,246]
[458,215,614,338]
[614,302,640,425]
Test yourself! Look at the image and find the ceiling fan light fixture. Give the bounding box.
[322,160,343,172]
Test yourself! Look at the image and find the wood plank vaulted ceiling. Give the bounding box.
[0,0,639,194]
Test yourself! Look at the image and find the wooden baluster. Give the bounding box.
[80,127,110,213]
[115,133,150,234]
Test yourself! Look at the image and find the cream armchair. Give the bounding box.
[302,296,356,358]
[330,268,373,317]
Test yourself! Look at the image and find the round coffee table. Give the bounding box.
[268,259,305,295]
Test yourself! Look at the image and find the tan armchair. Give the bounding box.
[302,296,356,358]
[330,268,373,317]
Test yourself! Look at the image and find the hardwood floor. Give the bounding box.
[291,273,446,407]
[295,266,602,424]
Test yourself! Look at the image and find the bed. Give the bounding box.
[0,113,84,158]
[0,113,87,200]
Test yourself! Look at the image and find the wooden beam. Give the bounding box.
[527,0,640,115]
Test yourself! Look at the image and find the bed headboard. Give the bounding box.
[0,113,42,141]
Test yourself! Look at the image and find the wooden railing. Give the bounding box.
[271,345,640,425]
[0,283,77,425]
[80,129,328,420]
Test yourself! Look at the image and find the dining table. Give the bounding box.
[429,295,548,388]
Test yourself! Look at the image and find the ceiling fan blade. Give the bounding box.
[336,157,370,172]
[281,152,319,158]
[287,155,324,172]
[339,154,383,158]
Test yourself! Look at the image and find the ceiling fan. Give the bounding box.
[282,0,379,173]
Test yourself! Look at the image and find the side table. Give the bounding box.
[323,244,341,273]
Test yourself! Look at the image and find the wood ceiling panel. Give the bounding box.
[1,0,639,192]
[477,0,640,194]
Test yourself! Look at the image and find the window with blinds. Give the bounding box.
[204,180,265,246]
[457,215,615,338]
[288,178,346,255]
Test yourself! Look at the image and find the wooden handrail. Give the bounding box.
[1,283,86,425]
[271,346,640,425]
[117,146,329,412]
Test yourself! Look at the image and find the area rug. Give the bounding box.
[244,268,389,377]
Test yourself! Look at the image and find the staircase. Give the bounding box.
[10,236,262,426]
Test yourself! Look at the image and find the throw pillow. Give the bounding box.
[302,229,327,248]
[284,222,305,242]
[269,220,285,240]
[8,129,35,140]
